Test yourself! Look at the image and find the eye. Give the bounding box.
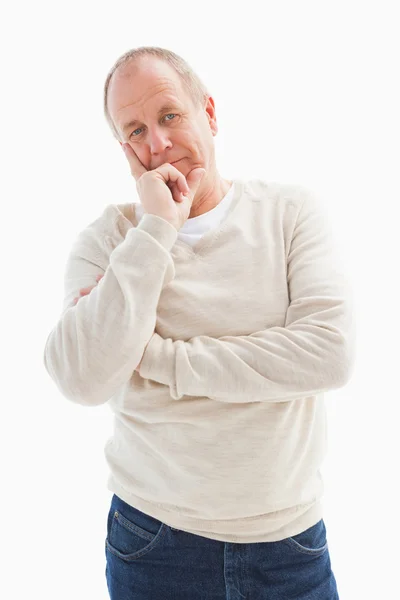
[130,114,176,139]
[131,127,143,137]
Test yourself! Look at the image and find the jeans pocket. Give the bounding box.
[283,519,328,556]
[105,495,167,562]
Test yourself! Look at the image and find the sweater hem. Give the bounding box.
[106,478,324,544]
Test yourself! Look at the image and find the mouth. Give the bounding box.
[171,158,184,165]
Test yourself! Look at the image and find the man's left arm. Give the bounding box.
[138,190,356,402]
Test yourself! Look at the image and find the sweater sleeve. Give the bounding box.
[43,213,178,407]
[138,190,356,402]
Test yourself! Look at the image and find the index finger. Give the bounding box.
[121,143,147,180]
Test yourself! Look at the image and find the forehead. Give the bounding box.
[108,59,188,128]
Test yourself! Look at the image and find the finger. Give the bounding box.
[168,180,185,203]
[79,285,96,297]
[173,171,190,195]
[155,163,190,196]
[79,276,102,296]
[186,167,206,195]
[122,143,147,181]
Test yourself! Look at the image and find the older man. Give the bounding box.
[44,46,355,599]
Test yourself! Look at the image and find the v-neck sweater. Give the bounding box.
[43,177,356,543]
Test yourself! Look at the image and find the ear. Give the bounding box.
[205,96,218,136]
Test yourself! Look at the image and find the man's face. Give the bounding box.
[107,58,218,175]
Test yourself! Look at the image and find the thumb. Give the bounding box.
[186,168,206,192]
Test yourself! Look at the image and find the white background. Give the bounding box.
[1,1,399,598]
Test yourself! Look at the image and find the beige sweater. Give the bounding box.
[43,178,356,543]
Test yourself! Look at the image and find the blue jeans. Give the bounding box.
[105,493,340,599]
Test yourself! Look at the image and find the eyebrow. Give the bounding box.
[121,104,180,134]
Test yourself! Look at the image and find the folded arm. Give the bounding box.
[43,214,178,406]
[138,190,356,402]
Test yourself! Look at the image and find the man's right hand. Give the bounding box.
[121,143,206,231]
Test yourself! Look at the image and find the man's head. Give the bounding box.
[104,47,219,178]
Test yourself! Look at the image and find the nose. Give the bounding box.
[148,125,172,156]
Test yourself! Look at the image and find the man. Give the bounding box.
[44,46,355,599]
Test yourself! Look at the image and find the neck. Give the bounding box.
[189,174,232,218]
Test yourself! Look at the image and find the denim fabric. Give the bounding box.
[105,493,339,599]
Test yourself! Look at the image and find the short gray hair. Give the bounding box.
[103,46,210,141]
